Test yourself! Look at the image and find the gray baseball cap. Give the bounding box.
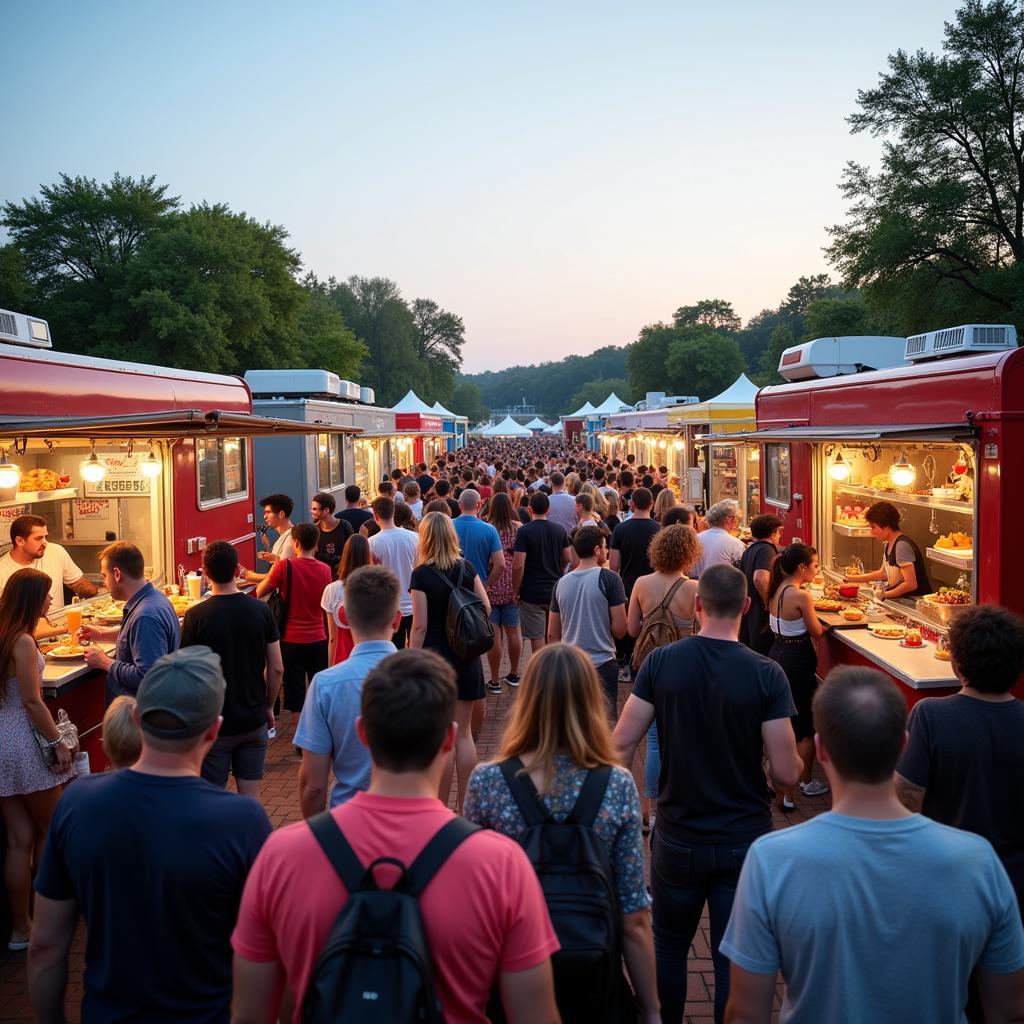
[136,646,225,739]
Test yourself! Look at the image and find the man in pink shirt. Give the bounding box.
[231,649,560,1024]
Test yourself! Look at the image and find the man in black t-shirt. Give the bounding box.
[511,490,571,655]
[415,462,435,498]
[609,486,660,672]
[433,478,461,518]
[311,491,353,575]
[613,565,801,1023]
[181,541,283,797]
[739,513,783,655]
[337,484,374,534]
[896,604,1024,916]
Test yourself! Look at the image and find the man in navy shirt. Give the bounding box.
[29,646,271,1023]
[80,541,180,703]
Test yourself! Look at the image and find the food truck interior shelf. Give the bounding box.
[832,483,973,515]
[0,487,77,509]
[832,521,873,538]
[925,548,975,571]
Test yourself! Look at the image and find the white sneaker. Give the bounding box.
[800,779,830,796]
[267,727,277,740]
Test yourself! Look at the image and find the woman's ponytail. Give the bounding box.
[766,543,817,605]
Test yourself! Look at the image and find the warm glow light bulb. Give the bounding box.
[0,454,20,490]
[889,452,915,487]
[81,452,106,483]
[829,453,851,481]
[673,440,684,451]
[141,451,162,478]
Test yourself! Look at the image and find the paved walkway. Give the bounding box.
[0,655,831,1023]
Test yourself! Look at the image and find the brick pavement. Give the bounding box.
[0,651,831,1023]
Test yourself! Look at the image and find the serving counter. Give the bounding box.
[827,628,957,690]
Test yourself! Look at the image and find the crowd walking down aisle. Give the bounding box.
[0,438,1022,1024]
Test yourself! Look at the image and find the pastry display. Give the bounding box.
[934,532,972,550]
[842,608,863,622]
[836,504,869,525]
[813,599,844,613]
[19,467,62,491]
[870,625,907,640]
[925,588,970,606]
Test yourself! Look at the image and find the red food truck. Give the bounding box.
[731,325,1023,703]
[0,309,356,763]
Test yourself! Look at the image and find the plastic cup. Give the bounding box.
[65,606,82,634]
[186,574,202,600]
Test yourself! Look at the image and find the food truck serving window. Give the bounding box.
[197,437,249,509]
[317,433,343,490]
[764,443,791,509]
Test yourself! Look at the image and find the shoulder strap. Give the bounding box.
[499,757,554,827]
[428,564,456,592]
[456,560,466,591]
[279,559,293,632]
[307,811,367,893]
[403,817,481,897]
[567,765,612,827]
[658,577,686,611]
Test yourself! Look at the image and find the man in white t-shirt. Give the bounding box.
[367,496,419,648]
[0,515,97,636]
[691,499,746,578]
[244,493,295,584]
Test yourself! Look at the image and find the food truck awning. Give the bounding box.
[705,423,973,443]
[0,409,364,442]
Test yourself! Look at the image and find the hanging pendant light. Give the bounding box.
[0,450,20,490]
[829,451,851,481]
[889,451,915,487]
[81,442,106,484]
[141,448,162,478]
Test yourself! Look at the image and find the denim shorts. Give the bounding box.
[489,603,520,628]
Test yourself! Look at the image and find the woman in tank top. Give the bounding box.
[626,525,703,832]
[767,543,828,810]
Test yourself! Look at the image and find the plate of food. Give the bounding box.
[46,644,88,660]
[899,629,926,649]
[813,599,844,613]
[934,648,952,662]
[870,625,907,640]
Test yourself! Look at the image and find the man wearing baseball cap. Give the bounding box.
[28,647,272,1023]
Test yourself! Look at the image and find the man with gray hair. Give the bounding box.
[691,499,746,578]
[453,487,505,587]
[29,646,272,1022]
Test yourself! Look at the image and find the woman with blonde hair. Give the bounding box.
[410,511,490,811]
[0,569,75,950]
[652,488,677,523]
[464,643,659,1024]
[579,481,608,518]
[564,471,582,495]
[627,524,702,832]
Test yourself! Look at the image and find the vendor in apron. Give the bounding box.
[844,500,931,599]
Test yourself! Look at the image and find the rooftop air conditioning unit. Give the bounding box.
[359,386,375,405]
[663,395,700,407]
[778,336,908,382]
[338,380,362,401]
[0,309,52,350]
[904,324,1018,362]
[243,369,340,398]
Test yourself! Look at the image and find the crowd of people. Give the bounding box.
[0,438,1022,1023]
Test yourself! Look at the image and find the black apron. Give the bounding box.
[884,532,931,597]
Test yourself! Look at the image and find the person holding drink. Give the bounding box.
[242,493,295,584]
[0,568,75,951]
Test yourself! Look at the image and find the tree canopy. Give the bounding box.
[827,0,1024,334]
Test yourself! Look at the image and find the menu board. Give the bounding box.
[83,455,151,497]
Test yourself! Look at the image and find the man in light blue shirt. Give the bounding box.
[721,665,1024,1024]
[452,489,504,589]
[295,565,401,813]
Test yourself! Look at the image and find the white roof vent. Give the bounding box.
[0,309,52,349]
[904,324,1017,362]
[778,335,908,381]
[338,379,361,401]
[244,369,341,398]
[359,386,375,405]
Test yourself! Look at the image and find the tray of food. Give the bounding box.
[813,599,844,613]
[917,588,971,625]
[168,595,200,618]
[869,625,907,640]
[933,532,972,552]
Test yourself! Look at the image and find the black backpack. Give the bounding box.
[497,758,635,1024]
[429,561,494,661]
[301,812,480,1024]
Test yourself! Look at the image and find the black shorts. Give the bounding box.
[201,726,269,785]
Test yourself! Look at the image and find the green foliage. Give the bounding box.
[626,323,673,396]
[802,297,879,340]
[757,324,796,384]
[0,245,35,310]
[673,298,741,332]
[827,0,1024,334]
[450,380,488,424]
[298,280,368,382]
[463,344,630,417]
[664,326,746,399]
[567,378,634,412]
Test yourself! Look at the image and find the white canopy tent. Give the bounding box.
[543,422,562,434]
[563,400,596,418]
[481,415,533,437]
[702,374,759,407]
[390,389,437,414]
[431,400,458,417]
[590,393,631,415]
[524,417,550,431]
